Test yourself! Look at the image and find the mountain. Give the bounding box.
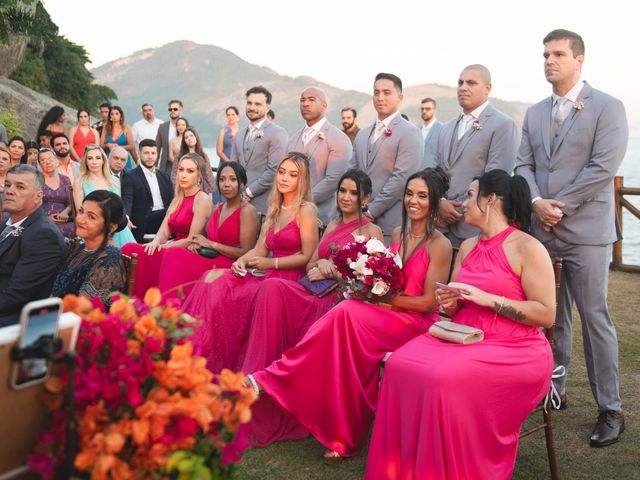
[91,40,528,147]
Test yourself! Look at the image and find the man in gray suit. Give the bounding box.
[515,29,627,447]
[231,86,288,215]
[288,87,351,225]
[350,73,422,240]
[435,64,517,247]
[419,97,443,168]
[155,99,183,174]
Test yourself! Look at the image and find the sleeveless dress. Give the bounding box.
[121,192,199,299]
[43,175,74,238]
[81,177,136,247]
[159,203,243,301]
[252,243,440,456]
[243,218,371,447]
[184,219,306,373]
[222,126,234,159]
[105,131,134,170]
[365,227,553,480]
[72,127,96,160]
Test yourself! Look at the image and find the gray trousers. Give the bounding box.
[544,238,621,412]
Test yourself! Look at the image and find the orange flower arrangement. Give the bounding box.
[30,289,257,480]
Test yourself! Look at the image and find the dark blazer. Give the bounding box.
[155,121,171,174]
[121,166,174,242]
[0,208,66,326]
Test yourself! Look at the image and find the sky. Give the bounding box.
[44,0,640,129]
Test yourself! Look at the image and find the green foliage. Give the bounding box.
[0,0,38,42]
[9,47,50,94]
[0,108,25,137]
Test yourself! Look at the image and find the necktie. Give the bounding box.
[551,98,568,152]
[302,126,314,146]
[457,114,473,140]
[0,224,15,242]
[371,122,386,144]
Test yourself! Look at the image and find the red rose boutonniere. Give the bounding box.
[384,127,392,137]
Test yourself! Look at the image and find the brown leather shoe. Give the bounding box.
[590,410,625,447]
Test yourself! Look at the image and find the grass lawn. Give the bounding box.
[237,270,640,479]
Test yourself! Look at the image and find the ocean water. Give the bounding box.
[205,133,640,264]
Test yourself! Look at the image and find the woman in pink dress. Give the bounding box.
[183,152,318,373]
[121,153,212,298]
[243,169,383,447]
[246,168,453,459]
[365,170,556,480]
[159,162,259,300]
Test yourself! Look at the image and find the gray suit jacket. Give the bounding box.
[421,119,443,169]
[155,121,171,174]
[349,114,422,235]
[231,120,288,214]
[515,82,628,245]
[435,104,518,240]
[287,120,351,225]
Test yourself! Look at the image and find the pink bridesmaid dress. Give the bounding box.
[159,204,243,301]
[365,226,553,480]
[243,218,371,447]
[183,219,306,373]
[121,192,199,299]
[252,243,440,456]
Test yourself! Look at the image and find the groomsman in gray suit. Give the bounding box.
[231,86,288,215]
[287,87,351,225]
[419,97,443,168]
[350,73,422,240]
[155,100,183,174]
[515,29,627,447]
[435,64,517,247]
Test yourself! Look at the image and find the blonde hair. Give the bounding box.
[263,152,314,230]
[167,153,207,213]
[79,146,115,190]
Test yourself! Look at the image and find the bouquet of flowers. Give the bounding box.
[332,236,404,300]
[29,289,257,480]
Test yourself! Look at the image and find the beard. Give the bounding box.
[55,148,70,157]
[342,121,354,131]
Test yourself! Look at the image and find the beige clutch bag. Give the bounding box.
[428,320,484,344]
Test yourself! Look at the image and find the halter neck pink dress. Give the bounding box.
[252,242,439,456]
[184,219,306,373]
[243,218,371,447]
[159,204,243,301]
[121,191,198,299]
[365,226,553,480]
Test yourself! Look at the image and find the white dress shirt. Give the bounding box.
[141,165,165,211]
[552,79,585,121]
[457,101,490,139]
[303,117,327,144]
[132,117,163,151]
[372,111,400,143]
[421,118,437,141]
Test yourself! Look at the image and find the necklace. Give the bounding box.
[84,247,99,253]
[407,231,427,239]
[281,204,294,210]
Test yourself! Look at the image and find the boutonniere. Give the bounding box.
[574,101,585,111]
[472,119,482,131]
[10,226,24,237]
[384,127,392,137]
[317,132,325,140]
[255,130,264,139]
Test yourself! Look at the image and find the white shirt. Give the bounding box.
[168,122,177,143]
[372,111,400,143]
[141,165,165,211]
[421,118,438,141]
[132,117,163,151]
[458,101,489,139]
[552,79,585,121]
[303,117,326,143]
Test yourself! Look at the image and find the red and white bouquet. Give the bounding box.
[332,236,404,299]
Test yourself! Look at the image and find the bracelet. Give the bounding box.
[275,258,279,270]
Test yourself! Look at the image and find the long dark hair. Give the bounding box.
[105,106,126,138]
[179,127,208,161]
[8,136,28,164]
[474,169,532,233]
[335,169,372,226]
[82,190,127,247]
[400,166,450,264]
[216,161,247,198]
[37,106,65,135]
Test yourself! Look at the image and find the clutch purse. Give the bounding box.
[197,247,220,259]
[428,320,484,344]
[299,275,338,297]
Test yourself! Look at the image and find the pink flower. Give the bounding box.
[384,127,392,137]
[472,119,482,131]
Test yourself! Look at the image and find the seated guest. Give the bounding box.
[0,165,65,327]
[25,141,39,166]
[8,136,28,167]
[183,152,318,373]
[365,170,555,479]
[246,168,452,460]
[108,146,128,180]
[121,153,212,298]
[73,144,136,248]
[173,127,216,194]
[52,191,128,307]
[243,169,382,447]
[121,139,173,243]
[39,148,74,238]
[159,161,259,300]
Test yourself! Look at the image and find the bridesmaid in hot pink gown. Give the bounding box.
[159,162,259,300]
[366,171,556,480]
[121,154,212,298]
[243,170,383,447]
[184,153,318,373]
[248,168,453,458]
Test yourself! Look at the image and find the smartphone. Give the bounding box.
[10,298,62,390]
[435,282,470,296]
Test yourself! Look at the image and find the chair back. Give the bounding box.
[121,253,139,296]
[67,184,77,219]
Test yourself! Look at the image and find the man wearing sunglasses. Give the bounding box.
[156,100,184,174]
